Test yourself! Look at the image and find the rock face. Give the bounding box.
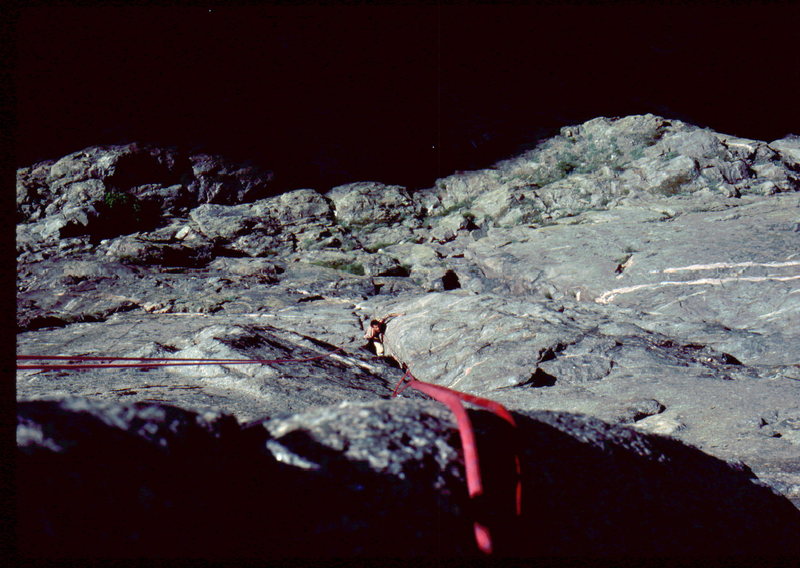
[16,114,800,557]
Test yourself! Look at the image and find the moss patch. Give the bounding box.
[309,260,365,276]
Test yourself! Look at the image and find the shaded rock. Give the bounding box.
[16,217,96,255]
[21,144,193,236]
[16,144,277,246]
[126,183,194,217]
[46,144,187,191]
[17,398,270,558]
[17,398,800,558]
[186,152,274,204]
[103,234,214,267]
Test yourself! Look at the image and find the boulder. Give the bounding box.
[17,398,800,557]
[770,135,800,170]
[379,242,460,291]
[45,144,187,191]
[326,181,418,226]
[103,235,214,267]
[186,153,274,204]
[188,189,340,257]
[293,249,405,278]
[206,257,283,281]
[419,170,501,216]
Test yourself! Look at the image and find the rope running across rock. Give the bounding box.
[16,348,522,555]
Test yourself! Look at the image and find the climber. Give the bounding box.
[364,313,404,357]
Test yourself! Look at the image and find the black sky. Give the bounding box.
[13,3,800,192]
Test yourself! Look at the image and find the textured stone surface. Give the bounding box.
[17,311,403,422]
[460,193,800,365]
[16,114,800,555]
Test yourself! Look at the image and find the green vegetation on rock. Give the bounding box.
[103,191,143,220]
[309,259,365,276]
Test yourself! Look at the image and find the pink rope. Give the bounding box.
[19,349,521,554]
[391,367,522,554]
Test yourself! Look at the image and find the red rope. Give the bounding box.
[391,367,522,555]
[18,349,520,554]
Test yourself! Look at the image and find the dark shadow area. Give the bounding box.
[83,197,165,243]
[104,150,189,191]
[468,409,800,557]
[16,6,800,193]
[379,265,412,278]
[442,270,461,291]
[519,368,558,388]
[16,400,472,558]
[16,399,800,559]
[16,298,141,333]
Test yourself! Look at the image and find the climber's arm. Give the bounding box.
[380,312,405,324]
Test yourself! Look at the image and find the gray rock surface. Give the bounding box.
[460,192,800,365]
[416,114,800,229]
[16,114,800,556]
[18,311,403,422]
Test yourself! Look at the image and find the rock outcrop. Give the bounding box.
[16,114,800,556]
[16,143,275,244]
